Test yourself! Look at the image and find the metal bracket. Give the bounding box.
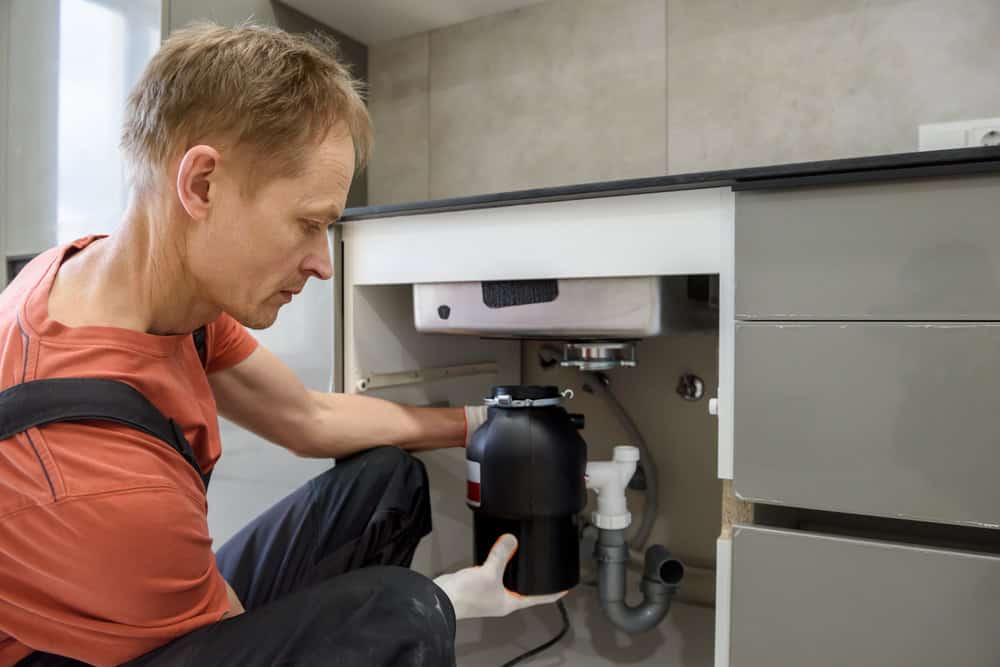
[355,362,498,392]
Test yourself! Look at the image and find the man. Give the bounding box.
[0,22,562,666]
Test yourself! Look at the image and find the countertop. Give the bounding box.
[340,146,1000,221]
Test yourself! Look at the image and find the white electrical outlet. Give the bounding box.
[966,125,1000,148]
[919,117,1000,150]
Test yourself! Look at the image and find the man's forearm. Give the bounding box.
[293,390,466,459]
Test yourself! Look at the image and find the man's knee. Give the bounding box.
[322,445,426,481]
[374,565,455,626]
[312,446,429,503]
[308,447,432,552]
[359,445,426,477]
[377,566,456,646]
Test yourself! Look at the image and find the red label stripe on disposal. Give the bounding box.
[466,460,482,507]
[467,480,481,504]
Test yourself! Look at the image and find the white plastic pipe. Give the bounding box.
[585,445,640,530]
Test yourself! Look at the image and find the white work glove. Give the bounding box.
[464,405,488,447]
[432,534,567,620]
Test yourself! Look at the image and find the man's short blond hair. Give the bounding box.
[122,21,373,193]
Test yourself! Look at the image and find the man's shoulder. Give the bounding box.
[0,240,98,385]
[0,246,61,332]
[0,242,82,317]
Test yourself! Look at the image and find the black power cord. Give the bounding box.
[499,599,570,666]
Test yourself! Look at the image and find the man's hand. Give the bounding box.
[432,534,567,620]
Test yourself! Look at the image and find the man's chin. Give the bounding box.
[233,306,281,330]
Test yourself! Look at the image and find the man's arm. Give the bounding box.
[221,581,245,619]
[208,346,467,458]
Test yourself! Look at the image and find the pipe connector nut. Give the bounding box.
[592,511,633,530]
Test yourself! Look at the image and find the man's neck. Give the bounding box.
[48,200,221,335]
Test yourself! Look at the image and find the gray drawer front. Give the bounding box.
[734,322,1000,527]
[730,526,1000,667]
[735,175,1000,320]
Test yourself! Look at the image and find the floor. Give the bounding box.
[455,593,715,667]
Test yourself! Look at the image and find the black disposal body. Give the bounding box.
[466,385,588,595]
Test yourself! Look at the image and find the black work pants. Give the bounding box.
[21,446,456,667]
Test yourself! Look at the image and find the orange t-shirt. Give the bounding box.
[0,236,259,666]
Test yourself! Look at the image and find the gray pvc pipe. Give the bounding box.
[596,529,683,634]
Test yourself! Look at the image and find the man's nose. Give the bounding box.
[301,234,333,281]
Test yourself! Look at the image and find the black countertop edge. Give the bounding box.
[340,146,1000,222]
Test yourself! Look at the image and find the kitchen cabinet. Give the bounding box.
[729,525,1000,667]
[337,147,1000,666]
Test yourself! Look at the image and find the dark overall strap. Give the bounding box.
[192,325,208,369]
[0,378,209,490]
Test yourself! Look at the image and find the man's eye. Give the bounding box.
[300,219,324,232]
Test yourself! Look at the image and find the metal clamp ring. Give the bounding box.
[483,388,574,408]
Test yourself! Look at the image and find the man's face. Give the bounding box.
[189,125,355,329]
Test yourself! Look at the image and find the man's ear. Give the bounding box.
[176,145,221,221]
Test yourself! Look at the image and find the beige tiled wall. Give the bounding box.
[368,0,1000,200]
[666,0,1000,173]
[368,33,432,204]
[368,0,668,204]
[427,0,668,199]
